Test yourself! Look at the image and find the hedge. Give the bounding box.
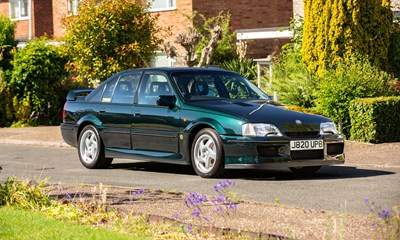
[349,96,400,143]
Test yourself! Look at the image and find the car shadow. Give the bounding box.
[225,165,396,181]
[110,161,395,181]
[110,161,197,176]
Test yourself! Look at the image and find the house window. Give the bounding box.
[68,0,80,15]
[149,0,176,12]
[9,0,29,20]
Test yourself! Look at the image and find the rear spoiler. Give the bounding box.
[66,88,94,101]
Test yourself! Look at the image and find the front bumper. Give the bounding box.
[221,134,345,168]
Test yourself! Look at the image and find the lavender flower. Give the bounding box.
[130,189,145,202]
[378,209,392,219]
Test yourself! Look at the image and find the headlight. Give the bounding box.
[320,122,338,135]
[242,123,283,137]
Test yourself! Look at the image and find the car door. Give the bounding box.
[131,71,180,154]
[98,71,141,149]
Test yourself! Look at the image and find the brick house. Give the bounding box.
[0,0,296,65]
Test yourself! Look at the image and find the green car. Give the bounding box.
[61,68,345,178]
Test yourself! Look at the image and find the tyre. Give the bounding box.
[191,128,225,178]
[289,166,321,175]
[78,125,112,169]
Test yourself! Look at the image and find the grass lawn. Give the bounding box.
[0,207,145,240]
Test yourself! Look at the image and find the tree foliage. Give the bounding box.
[63,0,162,85]
[302,0,393,75]
[194,12,236,65]
[0,14,18,71]
[8,37,69,125]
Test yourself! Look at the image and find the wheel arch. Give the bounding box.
[76,115,102,141]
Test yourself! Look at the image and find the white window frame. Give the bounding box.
[67,0,80,15]
[9,0,30,21]
[149,0,176,12]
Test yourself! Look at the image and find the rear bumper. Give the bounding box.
[60,123,78,148]
[221,134,345,168]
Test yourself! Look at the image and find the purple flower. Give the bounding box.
[372,223,377,229]
[187,224,193,233]
[378,209,391,219]
[65,192,71,199]
[370,207,375,212]
[364,197,369,203]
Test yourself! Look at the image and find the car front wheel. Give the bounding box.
[191,128,225,178]
[78,125,112,169]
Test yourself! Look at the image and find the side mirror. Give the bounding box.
[157,95,176,109]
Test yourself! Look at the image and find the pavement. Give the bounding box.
[0,126,400,168]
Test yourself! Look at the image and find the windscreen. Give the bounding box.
[172,71,270,101]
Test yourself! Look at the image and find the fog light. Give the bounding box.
[278,146,286,154]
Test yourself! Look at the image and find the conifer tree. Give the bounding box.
[302,0,393,75]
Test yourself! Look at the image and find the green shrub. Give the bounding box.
[8,37,69,125]
[0,177,51,210]
[0,14,18,71]
[272,47,316,108]
[388,22,400,77]
[314,56,397,137]
[349,96,400,143]
[219,58,257,81]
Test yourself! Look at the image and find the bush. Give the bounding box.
[350,97,400,143]
[219,58,257,81]
[388,22,400,77]
[314,56,397,137]
[0,177,51,210]
[8,37,69,125]
[272,47,316,108]
[0,14,18,71]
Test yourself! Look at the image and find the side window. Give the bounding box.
[112,73,141,104]
[138,73,173,105]
[101,79,118,103]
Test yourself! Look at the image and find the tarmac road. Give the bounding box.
[0,143,399,215]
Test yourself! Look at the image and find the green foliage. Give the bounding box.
[388,21,400,77]
[0,14,17,71]
[302,0,393,75]
[219,58,257,80]
[64,0,161,85]
[349,97,400,143]
[272,47,316,108]
[8,37,69,125]
[194,12,237,65]
[314,56,397,136]
[0,177,50,210]
[271,16,317,108]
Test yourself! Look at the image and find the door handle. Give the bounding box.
[133,111,141,117]
[99,108,106,113]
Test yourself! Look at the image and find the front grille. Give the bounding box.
[257,146,280,157]
[285,131,320,138]
[327,143,344,155]
[291,150,324,160]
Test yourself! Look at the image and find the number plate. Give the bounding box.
[290,140,324,151]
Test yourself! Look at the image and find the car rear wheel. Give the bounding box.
[289,166,321,175]
[191,128,224,178]
[78,125,112,169]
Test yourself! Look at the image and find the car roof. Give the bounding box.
[119,67,233,74]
